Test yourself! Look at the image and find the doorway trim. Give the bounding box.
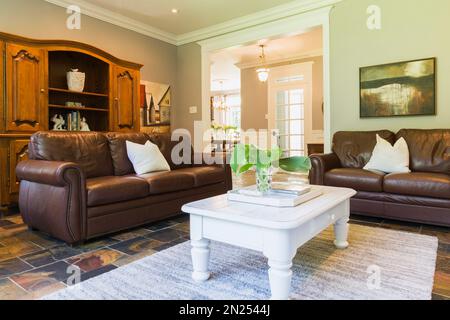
[198,4,336,152]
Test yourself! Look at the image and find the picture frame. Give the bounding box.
[360,57,436,118]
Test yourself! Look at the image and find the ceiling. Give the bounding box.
[45,0,337,45]
[211,27,322,91]
[82,0,296,35]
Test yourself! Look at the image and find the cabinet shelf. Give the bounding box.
[49,87,109,97]
[49,104,109,112]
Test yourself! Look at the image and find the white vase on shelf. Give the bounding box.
[67,69,85,92]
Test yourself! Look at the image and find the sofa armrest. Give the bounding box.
[16,160,87,244]
[16,160,84,186]
[309,153,342,185]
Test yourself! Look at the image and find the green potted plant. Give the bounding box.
[230,144,312,193]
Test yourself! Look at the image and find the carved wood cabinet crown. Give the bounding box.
[0,31,143,211]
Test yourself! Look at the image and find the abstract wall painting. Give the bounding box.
[360,58,436,118]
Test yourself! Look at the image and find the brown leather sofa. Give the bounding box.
[16,132,232,244]
[310,129,450,227]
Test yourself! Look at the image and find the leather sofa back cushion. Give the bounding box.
[397,129,450,173]
[106,132,193,176]
[151,133,193,170]
[106,132,151,176]
[29,132,114,178]
[332,130,396,168]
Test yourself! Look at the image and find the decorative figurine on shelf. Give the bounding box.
[51,114,66,131]
[67,69,85,92]
[80,117,90,131]
[149,95,156,123]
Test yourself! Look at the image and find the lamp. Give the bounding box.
[213,94,228,111]
[256,45,269,83]
[212,80,229,111]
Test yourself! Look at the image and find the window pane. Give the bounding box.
[276,120,289,135]
[290,136,304,150]
[278,135,289,150]
[276,77,289,84]
[226,94,241,106]
[290,105,304,119]
[275,75,305,83]
[290,75,305,82]
[273,85,306,159]
[276,105,289,120]
[277,91,288,106]
[290,120,303,135]
[211,93,241,129]
[290,150,305,157]
[290,89,303,104]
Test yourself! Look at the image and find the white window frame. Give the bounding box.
[268,62,313,156]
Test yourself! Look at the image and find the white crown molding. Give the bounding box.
[236,49,323,69]
[44,0,178,45]
[44,0,342,46]
[177,0,342,45]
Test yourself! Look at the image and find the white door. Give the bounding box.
[268,62,313,157]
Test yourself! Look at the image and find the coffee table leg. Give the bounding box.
[268,259,293,300]
[334,216,349,249]
[191,239,211,282]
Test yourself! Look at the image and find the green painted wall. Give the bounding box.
[330,0,450,135]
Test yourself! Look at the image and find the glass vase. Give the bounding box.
[256,166,272,194]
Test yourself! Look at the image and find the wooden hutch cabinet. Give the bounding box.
[112,66,139,132]
[0,32,142,212]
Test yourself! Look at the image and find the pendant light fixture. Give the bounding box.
[256,45,269,83]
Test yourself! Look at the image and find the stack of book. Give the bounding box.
[66,111,81,131]
[227,184,323,207]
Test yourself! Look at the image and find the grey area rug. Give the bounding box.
[44,225,438,300]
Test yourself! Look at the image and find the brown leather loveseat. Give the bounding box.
[310,129,450,227]
[16,132,232,244]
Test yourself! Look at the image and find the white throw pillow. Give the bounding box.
[126,140,171,175]
[364,134,411,173]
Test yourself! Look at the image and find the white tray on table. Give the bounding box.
[227,185,322,207]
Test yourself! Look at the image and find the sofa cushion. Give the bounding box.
[332,130,396,168]
[324,168,385,192]
[354,191,450,209]
[106,132,151,176]
[138,171,195,195]
[396,129,450,174]
[106,132,194,175]
[87,176,149,207]
[175,166,225,187]
[363,134,410,173]
[29,132,114,178]
[150,133,193,170]
[126,140,171,175]
[384,172,450,199]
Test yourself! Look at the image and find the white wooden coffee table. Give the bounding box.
[182,185,356,300]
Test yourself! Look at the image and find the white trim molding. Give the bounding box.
[177,0,341,45]
[198,4,335,152]
[236,50,323,70]
[45,0,342,47]
[44,0,178,45]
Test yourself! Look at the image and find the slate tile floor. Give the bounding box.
[0,215,190,300]
[0,171,448,300]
